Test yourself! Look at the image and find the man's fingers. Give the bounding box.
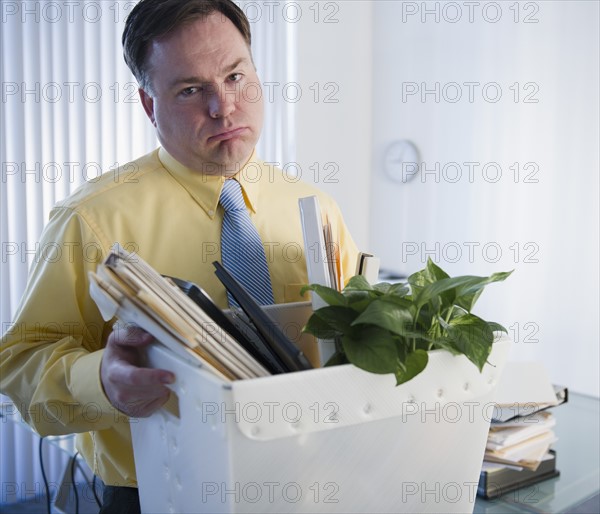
[101,324,175,417]
[105,366,173,415]
[110,361,174,389]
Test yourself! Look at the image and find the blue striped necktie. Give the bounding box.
[219,178,275,307]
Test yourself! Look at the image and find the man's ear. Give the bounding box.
[139,88,156,127]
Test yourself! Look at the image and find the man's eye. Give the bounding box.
[228,73,242,82]
[180,87,200,96]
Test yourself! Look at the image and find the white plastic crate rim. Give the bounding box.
[132,335,511,514]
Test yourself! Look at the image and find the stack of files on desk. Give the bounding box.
[478,451,560,499]
[478,361,568,499]
[89,244,312,383]
[484,410,557,470]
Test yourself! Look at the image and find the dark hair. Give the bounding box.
[122,0,252,93]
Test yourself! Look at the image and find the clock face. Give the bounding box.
[384,140,420,183]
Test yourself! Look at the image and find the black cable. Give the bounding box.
[70,451,80,514]
[38,432,102,513]
[77,459,103,508]
[38,436,52,514]
[67,448,103,510]
[91,473,103,508]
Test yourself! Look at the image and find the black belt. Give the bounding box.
[100,485,140,514]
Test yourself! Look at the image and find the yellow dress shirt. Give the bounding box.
[0,148,358,486]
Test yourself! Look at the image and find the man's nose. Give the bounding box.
[208,84,237,119]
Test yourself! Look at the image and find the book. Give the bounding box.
[355,252,380,284]
[298,196,337,365]
[298,196,332,306]
[478,451,559,500]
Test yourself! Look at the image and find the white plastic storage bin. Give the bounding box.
[131,336,511,514]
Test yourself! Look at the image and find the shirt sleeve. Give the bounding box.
[0,205,118,435]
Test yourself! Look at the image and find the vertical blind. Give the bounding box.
[1,0,296,332]
[1,0,296,502]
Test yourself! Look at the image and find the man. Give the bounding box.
[0,0,357,512]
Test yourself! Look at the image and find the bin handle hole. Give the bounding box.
[162,390,180,419]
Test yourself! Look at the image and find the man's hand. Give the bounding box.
[100,324,175,418]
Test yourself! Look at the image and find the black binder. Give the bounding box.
[478,451,560,500]
[212,261,313,372]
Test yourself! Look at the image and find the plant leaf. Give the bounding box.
[373,282,392,294]
[408,258,450,300]
[303,306,358,338]
[303,312,339,339]
[343,275,373,292]
[487,321,508,334]
[341,327,399,374]
[415,271,513,311]
[345,290,378,313]
[351,298,415,337]
[395,349,428,385]
[301,284,348,306]
[387,283,410,297]
[378,294,414,310]
[408,258,450,286]
[454,271,513,311]
[443,313,494,371]
[430,338,463,356]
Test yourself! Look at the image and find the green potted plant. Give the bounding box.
[302,258,512,384]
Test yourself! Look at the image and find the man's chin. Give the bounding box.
[205,145,254,173]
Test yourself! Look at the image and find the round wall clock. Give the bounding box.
[384,140,420,183]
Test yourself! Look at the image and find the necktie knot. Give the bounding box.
[219,179,246,212]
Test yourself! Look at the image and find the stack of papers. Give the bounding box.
[485,411,557,471]
[89,243,271,381]
[478,362,568,498]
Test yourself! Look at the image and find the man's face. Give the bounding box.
[140,13,264,174]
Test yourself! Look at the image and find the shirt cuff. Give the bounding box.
[70,349,119,423]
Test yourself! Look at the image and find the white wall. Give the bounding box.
[296,1,599,397]
[369,1,599,396]
[295,1,373,251]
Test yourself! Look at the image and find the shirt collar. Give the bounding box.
[158,147,260,218]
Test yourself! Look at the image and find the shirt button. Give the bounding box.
[208,209,215,217]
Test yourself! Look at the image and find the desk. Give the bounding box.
[474,392,600,513]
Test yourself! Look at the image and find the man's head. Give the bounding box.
[123,0,263,174]
[123,0,252,94]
